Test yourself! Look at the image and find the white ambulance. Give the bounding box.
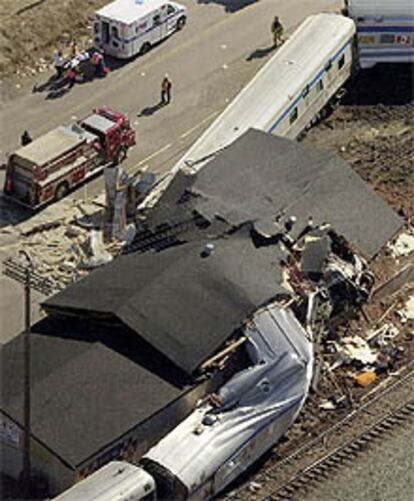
[93,0,187,58]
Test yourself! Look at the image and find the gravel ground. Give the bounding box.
[301,419,414,501]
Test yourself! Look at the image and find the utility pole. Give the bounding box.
[22,264,31,498]
[3,253,56,498]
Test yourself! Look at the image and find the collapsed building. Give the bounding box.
[0,130,402,497]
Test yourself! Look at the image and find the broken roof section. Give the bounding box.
[44,129,402,375]
[187,129,402,259]
[44,225,290,375]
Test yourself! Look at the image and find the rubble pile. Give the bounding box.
[0,196,123,288]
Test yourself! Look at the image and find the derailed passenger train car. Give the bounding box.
[173,13,356,174]
[142,304,313,500]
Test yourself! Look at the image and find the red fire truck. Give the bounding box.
[3,107,136,208]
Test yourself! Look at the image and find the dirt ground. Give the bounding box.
[0,0,107,77]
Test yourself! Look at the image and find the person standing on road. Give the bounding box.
[271,16,284,47]
[53,50,65,78]
[161,75,172,105]
[21,130,32,146]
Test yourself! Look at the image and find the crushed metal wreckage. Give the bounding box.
[43,129,405,499]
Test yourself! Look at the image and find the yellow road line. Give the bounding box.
[136,142,172,166]
[180,109,220,139]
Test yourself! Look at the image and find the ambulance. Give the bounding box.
[93,0,187,58]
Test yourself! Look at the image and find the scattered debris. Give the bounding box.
[81,230,113,269]
[354,370,377,387]
[338,335,378,366]
[319,399,337,410]
[367,323,399,345]
[398,295,414,322]
[248,481,262,493]
[388,231,414,257]
[21,220,62,237]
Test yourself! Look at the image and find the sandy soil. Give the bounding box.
[0,0,107,77]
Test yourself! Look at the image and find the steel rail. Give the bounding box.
[266,397,414,500]
[224,365,414,500]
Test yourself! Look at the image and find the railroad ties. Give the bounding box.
[224,369,414,501]
[266,399,414,500]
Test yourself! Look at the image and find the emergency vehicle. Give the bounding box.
[3,107,136,208]
[93,0,187,58]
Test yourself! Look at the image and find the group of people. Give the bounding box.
[53,40,109,87]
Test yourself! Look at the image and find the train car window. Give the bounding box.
[317,79,324,92]
[302,84,310,97]
[380,34,395,44]
[289,107,298,124]
[324,60,332,72]
[338,55,345,69]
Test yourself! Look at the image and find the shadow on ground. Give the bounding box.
[138,101,168,117]
[0,194,34,229]
[246,44,276,61]
[197,0,259,12]
[343,64,414,106]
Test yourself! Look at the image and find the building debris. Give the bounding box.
[80,230,113,269]
[337,335,378,366]
[388,231,414,258]
[396,295,414,323]
[354,370,377,388]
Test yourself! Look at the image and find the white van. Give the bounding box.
[93,0,187,58]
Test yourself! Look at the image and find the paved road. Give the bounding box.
[0,0,342,342]
[301,419,414,501]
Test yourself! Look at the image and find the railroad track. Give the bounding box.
[266,398,414,500]
[224,367,414,501]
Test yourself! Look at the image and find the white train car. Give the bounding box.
[53,461,156,501]
[175,13,356,173]
[143,303,313,500]
[346,0,414,68]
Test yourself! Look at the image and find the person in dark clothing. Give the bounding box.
[161,75,172,105]
[271,16,284,47]
[21,130,32,146]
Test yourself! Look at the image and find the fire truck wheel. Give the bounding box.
[55,182,69,201]
[176,16,187,31]
[140,42,151,55]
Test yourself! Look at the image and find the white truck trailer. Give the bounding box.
[346,0,414,68]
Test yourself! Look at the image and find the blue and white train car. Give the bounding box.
[346,0,414,68]
[174,13,356,173]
